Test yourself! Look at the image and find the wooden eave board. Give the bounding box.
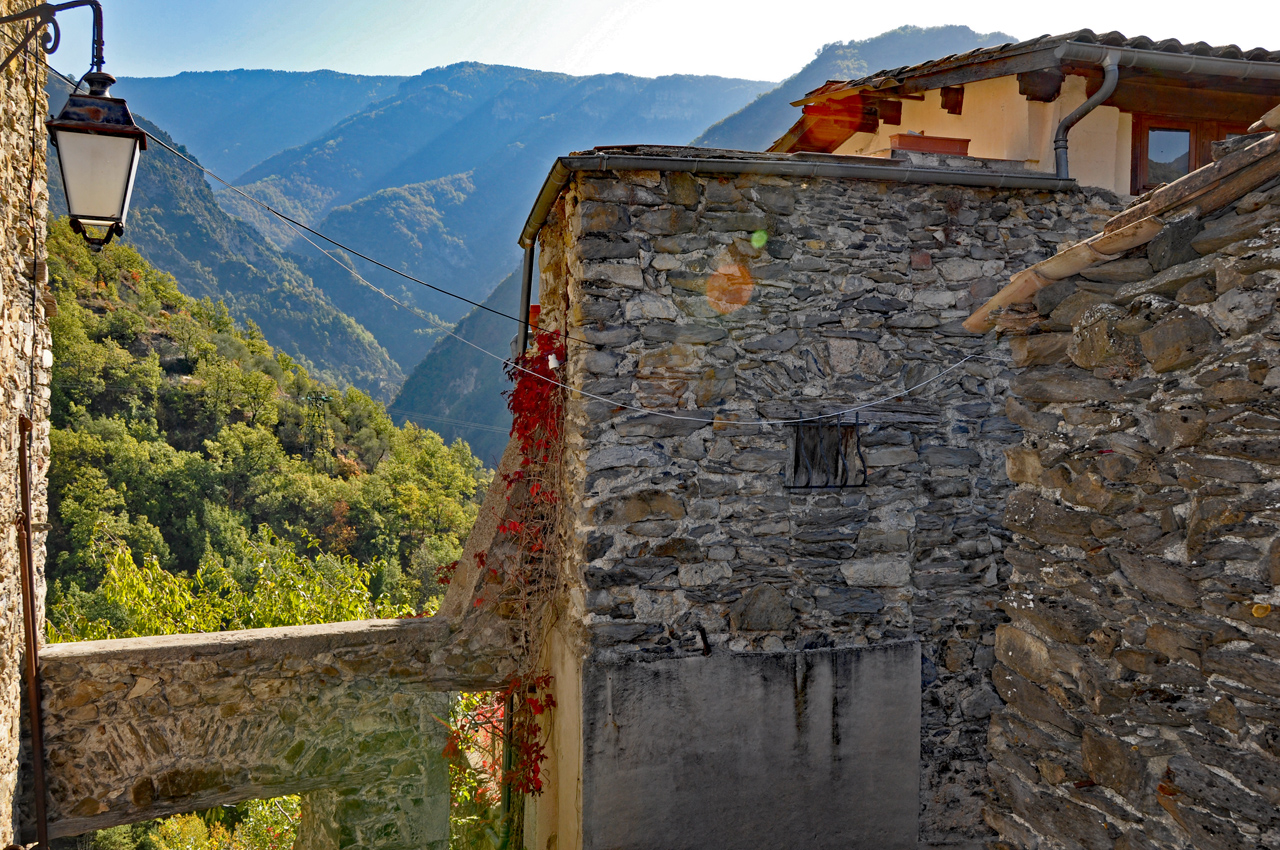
[794,45,1063,105]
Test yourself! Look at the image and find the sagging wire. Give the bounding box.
[36,56,1005,429]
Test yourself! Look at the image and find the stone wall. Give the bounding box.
[531,153,1122,845]
[987,180,1280,848]
[34,616,514,842]
[0,8,50,843]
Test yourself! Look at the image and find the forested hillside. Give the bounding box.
[391,268,520,466]
[218,64,774,369]
[43,218,487,640]
[46,77,405,399]
[692,25,1015,150]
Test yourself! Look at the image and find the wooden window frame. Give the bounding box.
[1131,114,1250,194]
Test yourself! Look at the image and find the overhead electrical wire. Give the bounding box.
[38,56,1000,429]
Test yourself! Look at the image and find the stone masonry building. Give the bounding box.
[490,146,1124,849]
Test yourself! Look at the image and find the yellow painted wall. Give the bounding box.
[833,74,1133,194]
[527,620,585,850]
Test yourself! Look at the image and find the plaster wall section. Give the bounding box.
[833,75,1132,194]
[534,159,1121,845]
[987,178,1280,849]
[0,9,51,844]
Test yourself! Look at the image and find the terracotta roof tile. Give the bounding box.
[811,29,1280,100]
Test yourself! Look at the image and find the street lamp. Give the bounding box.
[0,0,144,250]
[46,70,146,249]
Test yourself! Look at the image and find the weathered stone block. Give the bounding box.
[576,201,630,235]
[1004,446,1043,484]
[1116,255,1218,302]
[591,489,685,524]
[1192,203,1280,254]
[730,584,795,631]
[1209,287,1275,337]
[1003,491,1100,550]
[994,625,1052,683]
[1138,310,1217,372]
[1148,211,1202,272]
[839,555,910,587]
[1011,367,1122,403]
[991,664,1080,734]
[1068,304,1139,372]
[1081,727,1147,802]
[1080,257,1154,284]
[1009,333,1070,367]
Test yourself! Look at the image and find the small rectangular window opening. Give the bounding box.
[1146,128,1191,185]
[789,415,867,489]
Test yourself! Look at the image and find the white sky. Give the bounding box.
[51,0,1280,82]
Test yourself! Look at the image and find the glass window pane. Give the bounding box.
[1147,128,1191,185]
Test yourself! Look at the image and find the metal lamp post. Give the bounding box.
[0,0,145,250]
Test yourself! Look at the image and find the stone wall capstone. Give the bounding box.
[34,616,513,840]
[532,152,1122,844]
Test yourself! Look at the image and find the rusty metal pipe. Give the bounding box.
[15,415,48,850]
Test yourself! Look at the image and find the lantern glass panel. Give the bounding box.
[53,131,139,225]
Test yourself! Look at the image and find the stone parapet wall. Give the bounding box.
[0,7,50,843]
[34,616,513,839]
[536,163,1120,843]
[987,182,1280,848]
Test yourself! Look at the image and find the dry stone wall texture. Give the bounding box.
[535,158,1121,844]
[35,616,512,840]
[0,9,50,844]
[987,178,1280,849]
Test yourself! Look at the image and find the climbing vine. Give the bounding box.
[444,330,567,848]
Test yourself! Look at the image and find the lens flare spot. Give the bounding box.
[750,229,769,249]
[1253,603,1272,618]
[706,264,753,314]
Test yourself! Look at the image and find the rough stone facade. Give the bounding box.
[33,615,514,843]
[0,7,51,844]
[986,179,1280,849]
[525,149,1123,846]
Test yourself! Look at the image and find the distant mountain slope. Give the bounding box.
[47,111,404,399]
[219,64,775,368]
[692,25,1015,151]
[112,70,408,179]
[390,268,521,467]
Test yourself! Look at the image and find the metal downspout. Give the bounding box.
[1054,50,1121,179]
[13,416,48,850]
[516,243,534,355]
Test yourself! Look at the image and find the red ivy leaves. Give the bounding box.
[504,331,566,460]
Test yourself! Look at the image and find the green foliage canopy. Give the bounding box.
[44,217,488,638]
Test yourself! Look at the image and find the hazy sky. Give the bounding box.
[51,0,1280,82]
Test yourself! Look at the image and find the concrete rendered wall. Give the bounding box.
[530,154,1122,847]
[0,8,50,843]
[580,643,920,850]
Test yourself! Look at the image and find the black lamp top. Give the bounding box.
[47,71,147,149]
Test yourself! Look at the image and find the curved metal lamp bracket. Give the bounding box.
[0,0,104,79]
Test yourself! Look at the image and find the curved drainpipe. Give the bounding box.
[1053,49,1121,179]
[516,243,534,354]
